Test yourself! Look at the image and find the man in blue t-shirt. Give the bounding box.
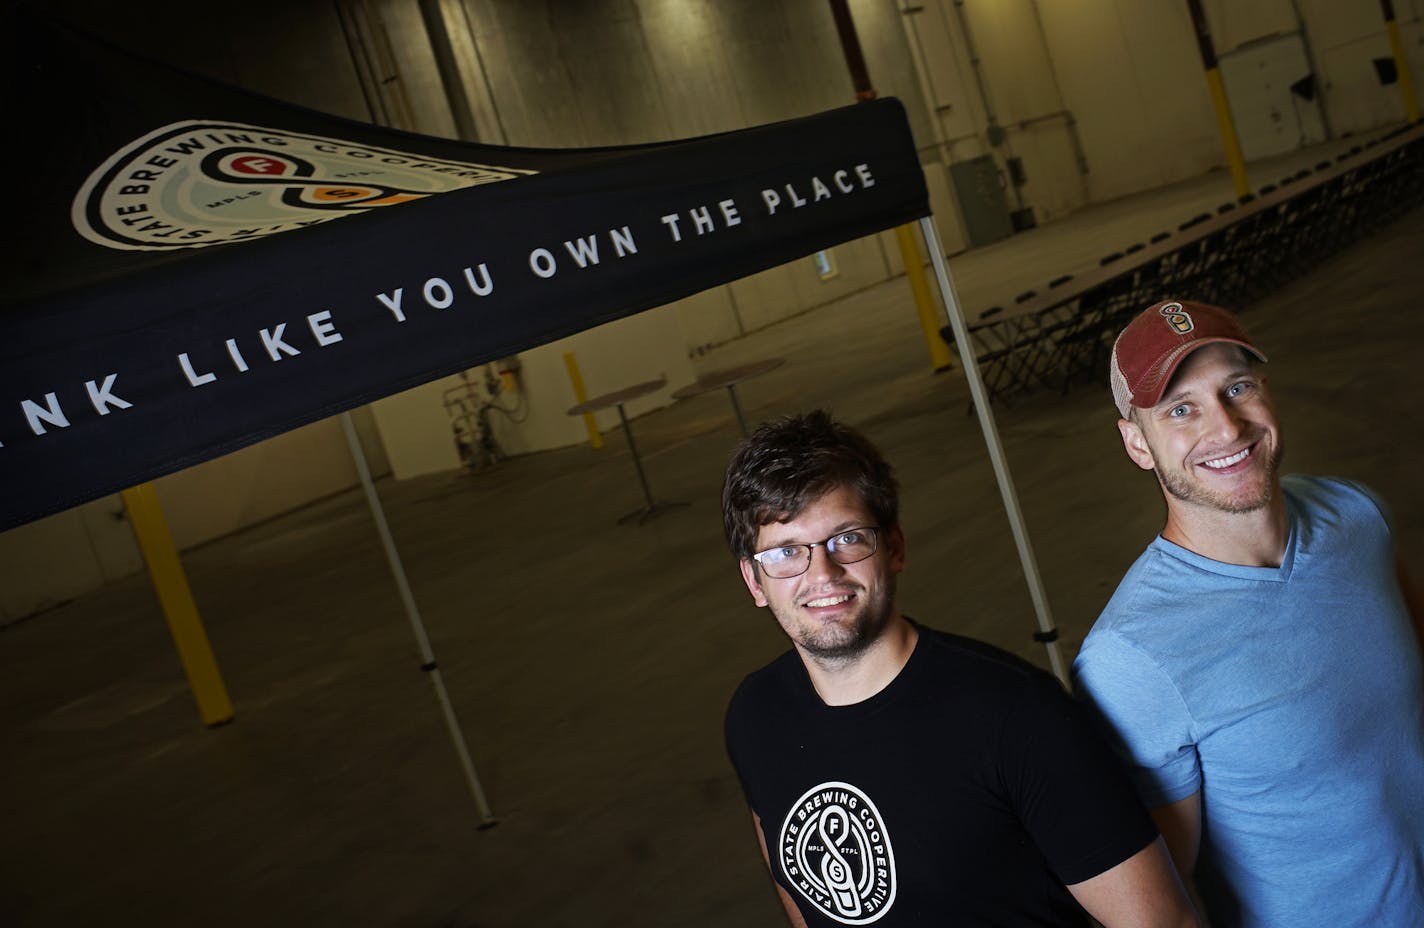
[1073,299,1424,927]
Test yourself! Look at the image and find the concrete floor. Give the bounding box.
[4,141,1422,927]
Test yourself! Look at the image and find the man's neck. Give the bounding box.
[1160,494,1290,567]
[798,614,918,707]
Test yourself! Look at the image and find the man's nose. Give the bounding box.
[805,544,847,581]
[1203,398,1247,441]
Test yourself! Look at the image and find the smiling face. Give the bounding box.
[1119,343,1283,516]
[738,484,905,662]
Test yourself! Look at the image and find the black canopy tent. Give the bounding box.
[2,10,932,529]
[3,8,1066,819]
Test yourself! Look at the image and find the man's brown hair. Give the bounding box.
[722,410,899,561]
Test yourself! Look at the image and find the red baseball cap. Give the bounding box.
[1109,300,1267,418]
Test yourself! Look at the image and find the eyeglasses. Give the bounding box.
[751,527,880,579]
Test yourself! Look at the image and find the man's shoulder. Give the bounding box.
[913,624,1071,711]
[726,649,802,719]
[1283,473,1387,521]
[1090,545,1185,630]
[1074,544,1206,682]
[1282,472,1367,501]
[917,624,1048,681]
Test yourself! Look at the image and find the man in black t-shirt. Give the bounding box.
[721,411,1199,927]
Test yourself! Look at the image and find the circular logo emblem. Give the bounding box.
[70,120,536,251]
[778,781,897,924]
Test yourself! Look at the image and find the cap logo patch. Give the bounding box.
[1158,301,1193,334]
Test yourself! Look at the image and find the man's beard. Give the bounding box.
[1156,439,1283,514]
[778,577,897,662]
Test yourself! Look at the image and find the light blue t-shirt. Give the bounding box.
[1073,475,1424,928]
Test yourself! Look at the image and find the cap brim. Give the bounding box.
[1130,337,1268,411]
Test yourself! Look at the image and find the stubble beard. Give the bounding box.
[1156,436,1284,514]
[780,577,898,663]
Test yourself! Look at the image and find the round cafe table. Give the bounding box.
[669,357,784,437]
[567,377,688,525]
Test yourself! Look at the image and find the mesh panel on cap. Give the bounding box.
[1109,338,1132,418]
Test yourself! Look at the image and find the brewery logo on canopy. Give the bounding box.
[71,120,537,251]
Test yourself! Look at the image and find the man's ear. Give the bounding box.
[1118,417,1156,471]
[885,525,906,574]
[739,558,769,607]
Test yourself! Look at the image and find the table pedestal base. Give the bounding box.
[616,499,690,525]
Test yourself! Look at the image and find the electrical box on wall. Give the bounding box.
[949,155,1013,247]
[495,355,522,393]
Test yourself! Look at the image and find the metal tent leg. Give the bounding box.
[918,218,1069,685]
[340,412,498,827]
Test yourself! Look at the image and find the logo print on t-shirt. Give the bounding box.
[778,781,897,924]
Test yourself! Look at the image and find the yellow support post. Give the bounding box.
[894,224,955,372]
[825,0,954,373]
[1382,1,1420,123]
[562,351,603,449]
[1204,68,1251,199]
[1186,0,1250,198]
[120,483,234,727]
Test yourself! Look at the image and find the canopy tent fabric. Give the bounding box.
[1,8,929,531]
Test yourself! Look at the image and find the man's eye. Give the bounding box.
[1169,405,1189,418]
[776,547,801,560]
[1226,382,1250,397]
[836,532,864,546]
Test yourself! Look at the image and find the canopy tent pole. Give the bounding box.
[339,412,497,827]
[918,217,1069,684]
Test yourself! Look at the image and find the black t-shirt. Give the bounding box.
[725,624,1157,926]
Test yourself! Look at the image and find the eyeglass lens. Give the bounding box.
[755,528,878,579]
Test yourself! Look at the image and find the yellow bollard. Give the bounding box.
[562,351,603,449]
[121,483,234,727]
[895,224,955,372]
[1384,12,1420,123]
[1205,68,1251,199]
[1185,0,1251,199]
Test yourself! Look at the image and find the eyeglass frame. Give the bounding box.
[749,526,881,579]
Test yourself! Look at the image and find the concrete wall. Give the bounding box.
[0,497,142,624]
[152,419,366,549]
[9,0,1420,620]
[906,0,1423,217]
[1299,0,1424,134]
[0,412,381,624]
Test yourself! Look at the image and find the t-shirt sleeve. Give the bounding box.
[1328,476,1394,534]
[724,680,757,804]
[997,671,1159,886]
[1072,631,1201,808]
